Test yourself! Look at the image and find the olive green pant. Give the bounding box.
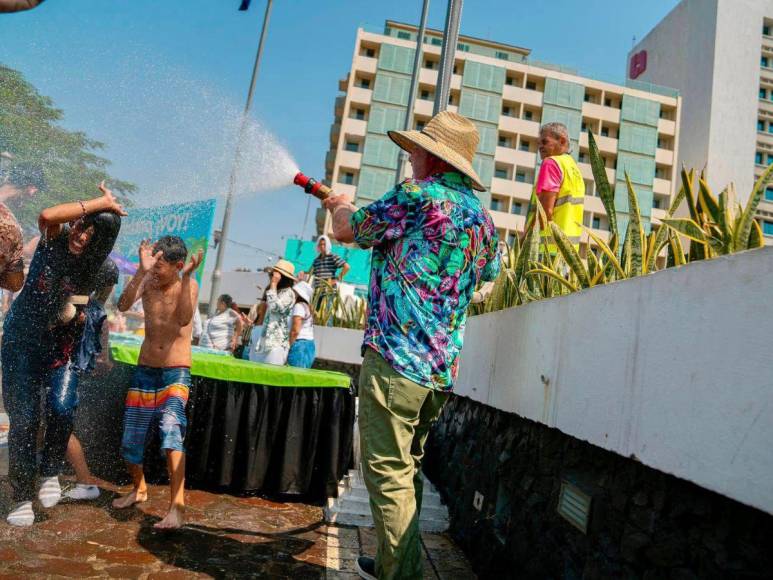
[358,349,449,580]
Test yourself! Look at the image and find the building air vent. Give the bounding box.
[557,480,591,534]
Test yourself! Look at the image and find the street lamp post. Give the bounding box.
[433,0,463,116]
[208,0,274,316]
[395,0,430,183]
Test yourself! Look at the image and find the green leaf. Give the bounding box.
[583,226,626,277]
[645,224,670,273]
[549,222,590,287]
[680,168,700,223]
[698,177,721,225]
[668,171,688,216]
[586,248,599,285]
[588,131,617,239]
[526,267,579,293]
[734,162,773,251]
[749,218,764,249]
[661,218,708,243]
[624,173,644,277]
[668,232,687,266]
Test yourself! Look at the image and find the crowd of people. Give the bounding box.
[0,107,579,580]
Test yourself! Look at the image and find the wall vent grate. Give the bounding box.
[557,481,591,534]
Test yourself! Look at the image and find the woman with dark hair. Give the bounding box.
[3,182,125,527]
[199,293,243,352]
[254,259,296,365]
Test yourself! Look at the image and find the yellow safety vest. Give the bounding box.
[535,153,585,253]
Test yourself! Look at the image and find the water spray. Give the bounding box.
[293,172,333,201]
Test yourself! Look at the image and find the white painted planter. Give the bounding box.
[454,247,773,516]
[314,326,365,365]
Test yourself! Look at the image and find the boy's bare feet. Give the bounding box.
[154,504,185,530]
[112,489,148,509]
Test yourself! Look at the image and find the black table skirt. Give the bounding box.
[75,363,355,500]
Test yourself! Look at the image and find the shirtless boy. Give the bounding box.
[112,236,202,529]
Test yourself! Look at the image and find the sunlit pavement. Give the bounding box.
[0,428,474,578]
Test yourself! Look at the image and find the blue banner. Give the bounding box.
[111,199,217,285]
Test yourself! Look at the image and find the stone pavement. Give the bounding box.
[0,476,475,579]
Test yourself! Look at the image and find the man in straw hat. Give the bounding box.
[323,111,500,579]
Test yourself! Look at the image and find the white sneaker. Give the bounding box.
[7,501,34,527]
[38,476,62,508]
[64,483,100,501]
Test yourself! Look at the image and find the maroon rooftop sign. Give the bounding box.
[629,50,647,79]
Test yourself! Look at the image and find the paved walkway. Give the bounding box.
[0,475,475,579]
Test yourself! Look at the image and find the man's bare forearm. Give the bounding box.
[331,205,357,243]
[175,275,196,326]
[118,271,146,312]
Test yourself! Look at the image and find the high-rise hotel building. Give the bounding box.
[321,21,681,247]
[630,0,773,239]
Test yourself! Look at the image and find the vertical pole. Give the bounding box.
[433,0,463,115]
[208,0,273,316]
[395,0,430,183]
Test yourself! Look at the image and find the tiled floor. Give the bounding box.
[0,476,475,578]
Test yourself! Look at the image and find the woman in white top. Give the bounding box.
[286,281,315,368]
[254,259,296,365]
[200,294,243,352]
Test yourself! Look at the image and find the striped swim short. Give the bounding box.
[120,366,191,465]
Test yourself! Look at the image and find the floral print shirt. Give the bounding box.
[351,172,500,391]
[259,287,295,351]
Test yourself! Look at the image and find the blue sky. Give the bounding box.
[0,0,678,270]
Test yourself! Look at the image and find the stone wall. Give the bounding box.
[424,395,773,579]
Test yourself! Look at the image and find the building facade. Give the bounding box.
[322,21,681,248]
[629,0,773,237]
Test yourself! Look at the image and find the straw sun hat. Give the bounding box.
[270,259,297,281]
[388,111,485,191]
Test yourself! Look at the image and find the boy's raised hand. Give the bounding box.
[98,181,128,216]
[139,240,162,273]
[182,249,203,277]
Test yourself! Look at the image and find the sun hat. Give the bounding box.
[292,280,313,304]
[387,111,485,191]
[271,259,297,281]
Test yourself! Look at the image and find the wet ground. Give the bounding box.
[0,471,475,579]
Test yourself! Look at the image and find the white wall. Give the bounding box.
[315,326,364,365]
[454,247,773,516]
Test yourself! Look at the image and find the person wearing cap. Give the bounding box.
[286,280,315,369]
[311,234,350,292]
[253,259,296,366]
[535,122,585,253]
[323,111,500,580]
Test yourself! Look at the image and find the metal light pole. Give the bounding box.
[395,0,430,183]
[208,0,273,316]
[433,0,463,115]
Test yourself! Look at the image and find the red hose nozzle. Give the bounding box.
[293,171,332,200]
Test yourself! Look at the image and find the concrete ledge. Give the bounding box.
[454,247,773,515]
[315,326,364,365]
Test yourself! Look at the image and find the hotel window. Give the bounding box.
[358,78,371,89]
[344,141,359,152]
[768,124,773,134]
[397,31,411,40]
[420,90,431,100]
[764,25,771,36]
[761,88,767,99]
[494,167,509,179]
[579,152,588,163]
[581,122,587,132]
[505,76,514,86]
[511,202,523,215]
[523,110,533,121]
[453,64,459,74]
[759,120,766,132]
[424,60,435,70]
[766,186,773,201]
[763,56,770,68]
[341,172,354,185]
[431,37,442,46]
[764,221,773,236]
[653,197,662,209]
[515,171,527,183]
[365,48,375,58]
[457,43,470,52]
[592,217,601,230]
[507,232,516,246]
[519,140,531,152]
[415,120,426,131]
[502,105,512,117]
[498,136,510,147]
[526,80,537,90]
[604,98,612,107]
[756,151,764,165]
[490,198,502,211]
[601,127,609,137]
[495,51,509,61]
[354,109,365,120]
